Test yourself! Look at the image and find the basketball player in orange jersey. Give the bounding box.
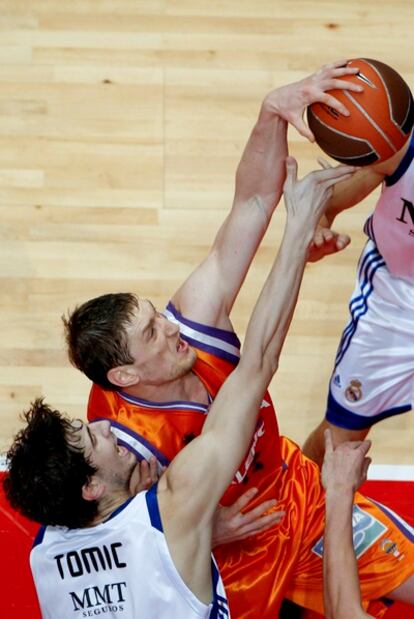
[63,63,414,617]
[303,114,414,465]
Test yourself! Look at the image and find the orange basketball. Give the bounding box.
[307,58,414,165]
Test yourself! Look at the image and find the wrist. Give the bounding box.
[325,486,355,506]
[284,218,318,249]
[258,94,286,123]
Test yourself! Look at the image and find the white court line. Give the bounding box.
[0,456,413,480]
[368,464,414,481]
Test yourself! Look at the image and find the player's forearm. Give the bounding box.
[240,219,311,379]
[170,110,287,326]
[234,110,288,216]
[200,221,311,481]
[324,168,383,226]
[324,489,370,619]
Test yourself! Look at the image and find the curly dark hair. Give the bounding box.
[3,399,98,528]
[62,293,139,391]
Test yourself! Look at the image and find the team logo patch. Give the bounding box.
[345,379,363,402]
[381,538,405,560]
[312,505,387,559]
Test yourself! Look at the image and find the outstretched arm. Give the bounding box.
[172,61,363,330]
[322,430,373,619]
[307,137,411,262]
[158,158,356,600]
[307,166,384,261]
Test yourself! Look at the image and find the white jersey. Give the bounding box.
[30,485,230,619]
[327,240,414,428]
[366,131,414,282]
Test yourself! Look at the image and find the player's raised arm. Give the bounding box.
[171,61,363,330]
[158,158,356,597]
[322,430,373,619]
[307,129,410,263]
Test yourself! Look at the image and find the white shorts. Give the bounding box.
[326,240,414,430]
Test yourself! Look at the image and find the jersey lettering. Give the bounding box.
[55,543,126,579]
[396,197,414,230]
[234,421,265,484]
[70,581,127,611]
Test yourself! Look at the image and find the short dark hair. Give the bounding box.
[3,399,98,528]
[63,293,139,390]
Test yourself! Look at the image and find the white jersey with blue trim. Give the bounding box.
[30,486,230,619]
[366,130,414,282]
[326,239,414,428]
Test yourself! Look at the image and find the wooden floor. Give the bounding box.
[0,0,413,465]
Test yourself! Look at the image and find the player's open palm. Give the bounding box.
[264,59,363,141]
[283,157,355,234]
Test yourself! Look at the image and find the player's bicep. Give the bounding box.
[172,202,268,326]
[158,433,222,532]
[170,252,231,329]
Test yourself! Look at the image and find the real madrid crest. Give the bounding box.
[345,379,363,402]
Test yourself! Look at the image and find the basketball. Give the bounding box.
[307,58,414,165]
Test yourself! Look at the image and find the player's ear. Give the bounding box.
[82,476,105,502]
[107,365,140,389]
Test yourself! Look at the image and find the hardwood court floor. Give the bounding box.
[0,0,413,466]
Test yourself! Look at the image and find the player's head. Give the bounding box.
[4,400,138,528]
[63,293,197,391]
[4,399,99,528]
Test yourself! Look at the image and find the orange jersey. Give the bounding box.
[88,303,414,618]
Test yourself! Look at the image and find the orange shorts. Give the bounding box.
[281,438,414,617]
[215,437,414,618]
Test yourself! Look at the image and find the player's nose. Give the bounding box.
[165,318,179,336]
[94,420,112,436]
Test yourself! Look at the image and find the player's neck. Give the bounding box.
[122,371,209,405]
[91,489,132,526]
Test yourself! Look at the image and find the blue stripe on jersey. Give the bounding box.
[119,392,209,415]
[370,499,414,542]
[145,482,163,532]
[385,130,414,186]
[326,391,412,430]
[334,249,385,367]
[165,303,240,365]
[92,417,171,468]
[166,302,241,349]
[32,525,46,549]
[363,215,377,245]
[183,333,239,366]
[210,560,230,618]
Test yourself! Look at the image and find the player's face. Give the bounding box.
[125,298,197,385]
[70,419,137,490]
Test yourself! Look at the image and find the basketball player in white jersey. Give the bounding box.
[303,116,414,464]
[3,159,354,619]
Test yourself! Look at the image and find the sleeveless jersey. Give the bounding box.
[88,302,283,509]
[30,485,229,619]
[367,130,414,282]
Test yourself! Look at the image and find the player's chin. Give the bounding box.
[183,347,197,371]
